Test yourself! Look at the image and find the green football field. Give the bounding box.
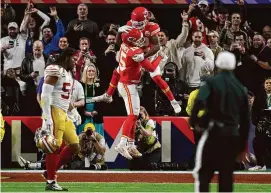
[1,182,271,192]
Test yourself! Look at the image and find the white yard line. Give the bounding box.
[1,170,271,175]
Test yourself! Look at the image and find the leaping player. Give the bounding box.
[92,7,182,114]
[107,28,164,159]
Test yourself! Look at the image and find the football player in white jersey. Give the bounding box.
[40,48,81,191]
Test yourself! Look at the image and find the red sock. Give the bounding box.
[46,153,58,180]
[122,115,137,138]
[130,122,136,141]
[106,69,120,96]
[55,146,73,171]
[152,75,174,101]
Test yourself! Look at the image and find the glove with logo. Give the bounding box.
[118,25,133,33]
[71,108,82,125]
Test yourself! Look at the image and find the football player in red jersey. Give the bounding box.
[106,28,163,159]
[93,7,181,114]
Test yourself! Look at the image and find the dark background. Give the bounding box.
[9,4,271,39]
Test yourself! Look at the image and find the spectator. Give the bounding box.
[46,36,69,65]
[182,31,214,93]
[78,64,105,136]
[188,1,210,45]
[250,78,271,170]
[1,68,23,116]
[129,106,161,170]
[158,11,189,78]
[20,40,45,116]
[74,37,97,81]
[207,30,223,75]
[249,34,271,94]
[263,25,271,42]
[267,38,271,49]
[41,7,65,57]
[219,12,249,51]
[1,20,28,73]
[65,4,99,49]
[1,1,16,38]
[97,31,118,86]
[22,2,50,56]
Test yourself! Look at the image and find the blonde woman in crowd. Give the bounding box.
[78,64,105,136]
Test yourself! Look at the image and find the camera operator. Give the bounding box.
[71,123,107,170]
[129,106,161,170]
[155,62,188,116]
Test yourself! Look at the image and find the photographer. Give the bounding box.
[129,106,161,170]
[155,62,188,116]
[74,123,107,170]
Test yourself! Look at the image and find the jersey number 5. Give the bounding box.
[61,82,71,99]
[119,50,127,69]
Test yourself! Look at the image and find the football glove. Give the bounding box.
[118,25,133,33]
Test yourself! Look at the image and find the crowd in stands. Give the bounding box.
[1,0,271,170]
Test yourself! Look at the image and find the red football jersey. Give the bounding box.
[117,43,145,85]
[127,20,160,49]
[189,17,208,45]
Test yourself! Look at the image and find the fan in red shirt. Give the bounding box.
[93,7,181,114]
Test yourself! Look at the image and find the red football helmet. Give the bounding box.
[121,28,145,48]
[131,7,149,30]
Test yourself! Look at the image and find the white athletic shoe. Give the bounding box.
[91,93,113,103]
[248,165,266,171]
[115,144,133,160]
[171,100,182,114]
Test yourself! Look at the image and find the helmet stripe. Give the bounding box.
[42,137,53,154]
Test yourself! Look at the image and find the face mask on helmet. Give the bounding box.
[132,20,147,30]
[124,29,145,47]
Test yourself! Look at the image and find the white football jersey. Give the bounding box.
[44,65,73,112]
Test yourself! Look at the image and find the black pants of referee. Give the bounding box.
[193,130,239,192]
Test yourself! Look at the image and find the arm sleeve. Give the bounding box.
[41,83,54,121]
[37,10,51,40]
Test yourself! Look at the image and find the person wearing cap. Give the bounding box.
[190,51,250,192]
[76,123,107,170]
[188,0,213,45]
[1,15,29,73]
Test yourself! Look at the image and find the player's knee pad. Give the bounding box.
[150,66,161,78]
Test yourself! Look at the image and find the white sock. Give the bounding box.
[170,99,176,103]
[47,180,55,184]
[119,137,128,146]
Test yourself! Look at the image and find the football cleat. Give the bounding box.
[91,93,113,103]
[170,100,182,114]
[128,145,142,158]
[115,144,133,160]
[45,181,68,191]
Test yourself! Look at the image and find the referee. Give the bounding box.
[190,51,250,192]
